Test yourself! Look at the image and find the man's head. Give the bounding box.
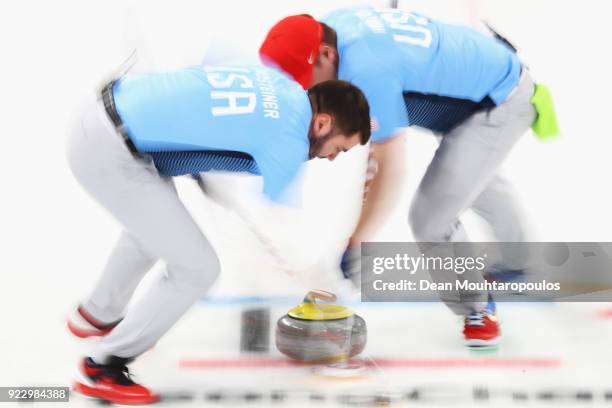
[260,14,339,89]
[307,80,370,161]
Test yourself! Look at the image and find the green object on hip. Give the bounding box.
[530,83,560,141]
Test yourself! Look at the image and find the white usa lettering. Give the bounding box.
[205,67,257,116]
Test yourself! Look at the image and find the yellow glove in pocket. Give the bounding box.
[531,83,560,141]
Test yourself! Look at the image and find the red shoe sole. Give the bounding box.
[66,320,107,338]
[73,382,159,405]
[465,336,501,347]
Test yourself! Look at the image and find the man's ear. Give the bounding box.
[312,113,332,138]
[318,44,337,65]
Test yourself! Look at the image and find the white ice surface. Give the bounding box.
[2,0,612,406]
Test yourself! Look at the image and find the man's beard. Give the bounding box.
[308,129,335,159]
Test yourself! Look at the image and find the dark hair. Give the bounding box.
[320,22,338,50]
[308,80,371,145]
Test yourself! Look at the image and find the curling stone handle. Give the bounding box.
[303,290,337,304]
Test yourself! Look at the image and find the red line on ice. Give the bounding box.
[179,357,561,369]
[599,308,612,318]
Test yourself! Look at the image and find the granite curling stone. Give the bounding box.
[275,290,367,362]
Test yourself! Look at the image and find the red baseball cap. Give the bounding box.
[259,15,323,89]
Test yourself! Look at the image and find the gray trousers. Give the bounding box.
[67,97,220,363]
[408,70,537,316]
